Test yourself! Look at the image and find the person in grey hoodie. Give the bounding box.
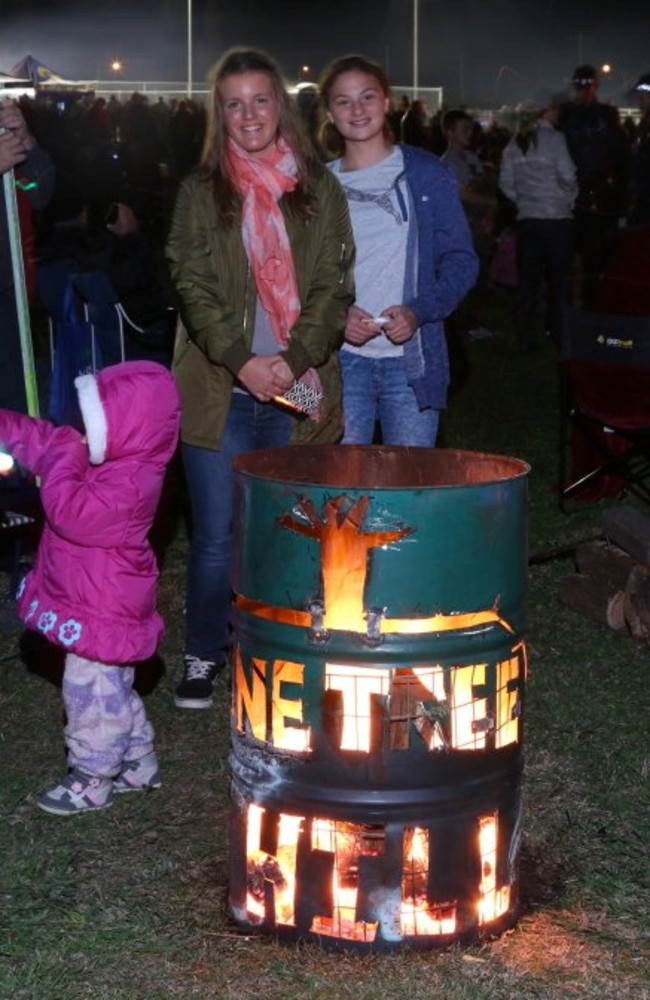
[499,98,578,352]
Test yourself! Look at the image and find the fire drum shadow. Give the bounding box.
[518,839,572,912]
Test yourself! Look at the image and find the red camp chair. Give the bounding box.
[559,310,650,510]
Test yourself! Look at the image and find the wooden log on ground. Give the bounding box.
[558,573,627,630]
[603,505,650,566]
[623,564,650,642]
[574,539,639,592]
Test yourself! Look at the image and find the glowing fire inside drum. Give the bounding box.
[229,445,529,951]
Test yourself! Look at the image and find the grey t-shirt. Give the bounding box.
[330,147,409,359]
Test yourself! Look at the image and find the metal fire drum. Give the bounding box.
[229,444,530,951]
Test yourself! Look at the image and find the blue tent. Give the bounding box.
[10,55,68,85]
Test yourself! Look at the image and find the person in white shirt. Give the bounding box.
[499,98,578,352]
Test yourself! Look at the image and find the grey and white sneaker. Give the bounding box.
[174,654,220,709]
[38,769,113,816]
[113,752,162,794]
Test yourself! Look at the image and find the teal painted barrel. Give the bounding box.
[229,445,529,951]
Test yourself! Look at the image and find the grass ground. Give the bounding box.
[1,294,649,999]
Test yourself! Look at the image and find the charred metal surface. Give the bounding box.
[234,445,529,491]
[230,728,523,822]
[228,445,529,951]
[295,835,334,934]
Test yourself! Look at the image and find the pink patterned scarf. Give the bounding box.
[227,137,323,418]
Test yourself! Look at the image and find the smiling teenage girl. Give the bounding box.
[319,54,478,445]
[166,48,354,708]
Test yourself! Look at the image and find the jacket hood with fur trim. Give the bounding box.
[75,361,181,467]
[0,361,181,664]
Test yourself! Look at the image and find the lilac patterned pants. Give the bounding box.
[62,653,155,778]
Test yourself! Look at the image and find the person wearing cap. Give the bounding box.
[558,64,630,308]
[630,73,650,225]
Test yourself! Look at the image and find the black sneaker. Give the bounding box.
[174,655,220,709]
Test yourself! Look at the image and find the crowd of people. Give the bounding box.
[1,51,650,815]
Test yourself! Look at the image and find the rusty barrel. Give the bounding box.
[229,445,529,950]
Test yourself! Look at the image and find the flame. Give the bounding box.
[278,496,409,633]
[310,817,381,942]
[400,901,457,936]
[311,891,379,942]
[236,594,515,638]
[401,827,457,935]
[246,811,466,940]
[497,646,526,748]
[452,663,488,750]
[236,654,523,755]
[244,808,513,940]
[235,652,311,752]
[477,813,511,924]
[246,805,301,925]
[324,664,386,752]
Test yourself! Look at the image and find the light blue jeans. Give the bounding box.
[182,393,294,665]
[340,352,440,445]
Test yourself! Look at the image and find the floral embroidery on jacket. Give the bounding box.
[37,610,57,634]
[25,599,39,621]
[58,619,83,646]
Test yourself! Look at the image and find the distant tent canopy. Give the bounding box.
[10,55,69,86]
[0,70,35,98]
[8,55,91,101]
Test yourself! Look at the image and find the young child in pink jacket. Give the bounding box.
[0,361,180,815]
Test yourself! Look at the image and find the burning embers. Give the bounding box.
[230,653,524,946]
[233,657,524,755]
[243,808,509,944]
[229,446,529,950]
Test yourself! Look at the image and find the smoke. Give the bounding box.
[1,1,187,83]
[1,0,647,107]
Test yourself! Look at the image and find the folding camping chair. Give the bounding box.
[71,271,130,367]
[72,271,174,368]
[36,263,107,427]
[558,309,650,511]
[36,258,82,373]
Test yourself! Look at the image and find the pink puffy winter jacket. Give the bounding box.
[0,361,181,664]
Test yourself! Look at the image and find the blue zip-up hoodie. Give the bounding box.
[396,144,479,409]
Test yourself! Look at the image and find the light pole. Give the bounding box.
[187,0,193,98]
[412,0,419,100]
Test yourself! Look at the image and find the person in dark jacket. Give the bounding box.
[558,64,629,308]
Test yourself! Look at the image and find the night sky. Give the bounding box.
[2,0,649,108]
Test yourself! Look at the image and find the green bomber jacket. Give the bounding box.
[166,162,355,449]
